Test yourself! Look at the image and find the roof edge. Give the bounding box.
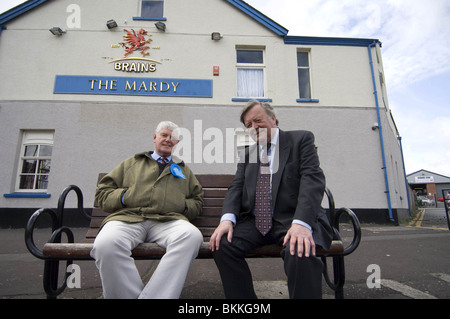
[226,0,288,36]
[407,169,450,180]
[285,35,382,47]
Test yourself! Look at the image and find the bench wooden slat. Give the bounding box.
[88,218,103,228]
[191,216,221,227]
[88,217,221,230]
[92,207,108,217]
[83,225,219,241]
[199,207,223,216]
[42,240,344,260]
[203,198,224,207]
[195,175,234,188]
[84,228,99,240]
[203,189,228,198]
[94,173,233,188]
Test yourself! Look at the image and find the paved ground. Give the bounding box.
[1,208,449,300]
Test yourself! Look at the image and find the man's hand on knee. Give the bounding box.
[283,224,316,257]
[209,221,233,251]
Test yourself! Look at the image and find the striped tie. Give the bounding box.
[157,157,168,174]
[158,157,167,164]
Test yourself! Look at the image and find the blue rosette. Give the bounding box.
[170,163,186,179]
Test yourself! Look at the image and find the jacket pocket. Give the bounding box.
[162,190,186,214]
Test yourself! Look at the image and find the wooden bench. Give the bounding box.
[25,174,361,299]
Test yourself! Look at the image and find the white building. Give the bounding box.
[0,0,410,226]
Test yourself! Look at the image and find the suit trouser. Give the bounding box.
[212,217,324,299]
[90,219,203,299]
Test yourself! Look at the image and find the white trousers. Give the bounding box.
[90,219,203,299]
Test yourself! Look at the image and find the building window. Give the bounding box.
[16,131,54,192]
[236,49,265,98]
[141,0,164,18]
[297,51,311,99]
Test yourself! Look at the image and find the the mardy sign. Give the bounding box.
[54,75,212,98]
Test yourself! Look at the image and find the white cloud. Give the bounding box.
[378,0,450,91]
[396,103,450,176]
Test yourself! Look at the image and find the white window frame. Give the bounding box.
[15,130,54,192]
[236,47,266,98]
[297,50,312,100]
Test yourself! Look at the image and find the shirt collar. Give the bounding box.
[269,128,279,147]
[151,151,171,162]
[258,128,279,150]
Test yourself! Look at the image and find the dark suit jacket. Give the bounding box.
[222,129,332,250]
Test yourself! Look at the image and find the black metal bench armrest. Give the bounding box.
[334,207,362,256]
[25,208,59,259]
[25,185,90,259]
[324,187,361,256]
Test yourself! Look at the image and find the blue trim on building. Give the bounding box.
[285,36,382,47]
[232,98,273,102]
[226,0,288,36]
[296,99,319,103]
[132,17,167,21]
[4,193,51,198]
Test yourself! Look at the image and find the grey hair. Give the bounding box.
[154,121,179,134]
[240,100,279,126]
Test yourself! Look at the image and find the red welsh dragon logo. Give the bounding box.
[120,28,152,58]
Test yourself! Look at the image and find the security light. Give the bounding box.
[106,19,118,29]
[49,27,66,36]
[155,21,166,31]
[211,32,222,40]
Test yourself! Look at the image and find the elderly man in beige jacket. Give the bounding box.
[91,121,204,299]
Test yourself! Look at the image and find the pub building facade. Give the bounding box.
[0,0,410,226]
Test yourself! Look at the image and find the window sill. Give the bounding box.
[4,193,51,198]
[232,98,273,102]
[132,17,167,21]
[296,99,319,103]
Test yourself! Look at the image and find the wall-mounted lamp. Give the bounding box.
[211,32,222,40]
[155,21,166,31]
[49,27,66,36]
[372,122,379,130]
[106,19,118,29]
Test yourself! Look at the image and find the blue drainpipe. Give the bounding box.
[398,135,412,216]
[368,41,395,222]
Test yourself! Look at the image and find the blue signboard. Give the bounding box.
[54,75,212,98]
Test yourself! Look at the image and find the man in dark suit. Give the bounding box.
[209,100,332,299]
